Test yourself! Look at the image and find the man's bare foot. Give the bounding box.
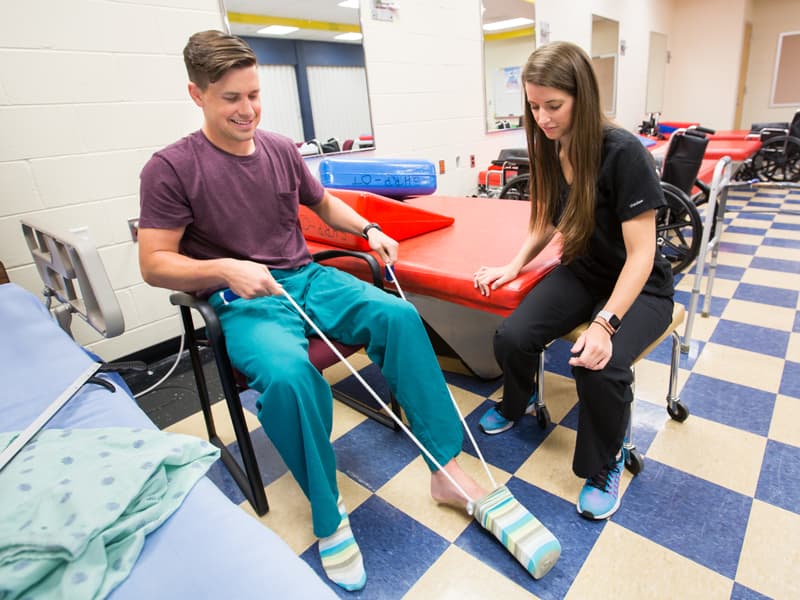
[430,458,488,511]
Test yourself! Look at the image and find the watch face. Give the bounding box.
[598,310,620,329]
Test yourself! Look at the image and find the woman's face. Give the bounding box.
[525,83,574,144]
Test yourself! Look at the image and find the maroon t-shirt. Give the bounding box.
[139,129,325,294]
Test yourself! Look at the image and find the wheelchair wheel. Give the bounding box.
[751,135,800,182]
[499,174,530,200]
[656,182,703,274]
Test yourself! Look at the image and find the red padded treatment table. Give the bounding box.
[306,196,561,378]
[703,139,762,161]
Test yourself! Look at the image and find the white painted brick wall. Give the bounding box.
[0,0,223,361]
[1,0,695,363]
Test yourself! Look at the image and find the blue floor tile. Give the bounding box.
[333,418,419,491]
[544,339,577,379]
[779,360,800,399]
[629,398,672,455]
[444,369,503,399]
[462,400,552,473]
[717,241,758,255]
[733,282,798,308]
[674,289,729,319]
[332,363,393,413]
[679,373,775,436]
[755,439,800,516]
[751,256,800,274]
[730,582,776,600]
[612,460,752,579]
[455,477,595,600]
[710,319,790,358]
[771,221,800,232]
[724,225,768,236]
[300,495,450,599]
[762,235,800,249]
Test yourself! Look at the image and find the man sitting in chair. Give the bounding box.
[138,30,558,591]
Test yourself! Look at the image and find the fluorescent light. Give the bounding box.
[334,32,363,41]
[338,0,359,8]
[483,17,534,32]
[256,25,299,36]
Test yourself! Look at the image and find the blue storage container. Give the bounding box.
[318,158,437,198]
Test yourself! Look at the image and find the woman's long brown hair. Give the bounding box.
[522,41,609,263]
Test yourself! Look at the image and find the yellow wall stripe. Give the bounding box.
[484,26,536,42]
[227,12,361,34]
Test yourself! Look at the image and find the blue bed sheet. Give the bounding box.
[0,283,335,599]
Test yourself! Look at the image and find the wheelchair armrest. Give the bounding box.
[312,249,385,290]
[170,291,225,346]
[694,179,710,196]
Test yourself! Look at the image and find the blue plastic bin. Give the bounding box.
[318,158,437,198]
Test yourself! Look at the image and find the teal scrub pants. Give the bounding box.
[208,262,464,537]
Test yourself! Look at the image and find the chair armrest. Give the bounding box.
[312,249,384,290]
[170,291,225,345]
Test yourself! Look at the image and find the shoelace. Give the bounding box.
[587,458,621,492]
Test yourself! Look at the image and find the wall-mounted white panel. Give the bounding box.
[258,65,304,142]
[307,66,373,144]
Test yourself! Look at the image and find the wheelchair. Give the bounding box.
[492,127,709,275]
[735,110,800,182]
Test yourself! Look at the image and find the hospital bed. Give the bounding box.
[0,221,336,599]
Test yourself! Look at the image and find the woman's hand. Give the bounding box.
[473,264,520,296]
[568,322,613,370]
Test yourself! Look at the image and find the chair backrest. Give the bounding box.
[790,109,800,139]
[660,130,709,196]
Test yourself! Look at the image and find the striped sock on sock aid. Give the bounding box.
[473,485,561,579]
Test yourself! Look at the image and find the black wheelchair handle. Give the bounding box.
[688,125,716,135]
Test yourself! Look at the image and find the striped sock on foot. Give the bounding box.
[318,498,366,591]
[473,485,561,579]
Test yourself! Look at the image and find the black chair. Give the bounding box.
[170,249,401,516]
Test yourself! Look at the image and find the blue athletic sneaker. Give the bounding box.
[479,393,538,435]
[577,451,624,520]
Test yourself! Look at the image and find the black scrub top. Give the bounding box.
[559,126,674,299]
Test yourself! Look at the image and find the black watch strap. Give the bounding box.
[361,222,382,239]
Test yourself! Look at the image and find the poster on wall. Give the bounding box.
[493,66,523,123]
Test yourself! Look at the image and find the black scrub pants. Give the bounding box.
[493,264,673,478]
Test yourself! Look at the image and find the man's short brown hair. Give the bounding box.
[183,30,257,89]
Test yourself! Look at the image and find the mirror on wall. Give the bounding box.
[591,15,619,117]
[481,0,536,133]
[220,0,375,156]
[645,31,668,115]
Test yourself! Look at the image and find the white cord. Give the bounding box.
[133,333,185,399]
[389,271,498,490]
[281,288,476,509]
[384,263,406,301]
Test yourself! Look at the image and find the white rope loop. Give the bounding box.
[388,270,498,490]
[281,288,475,506]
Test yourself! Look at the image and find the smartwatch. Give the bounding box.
[361,222,382,239]
[596,310,621,332]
